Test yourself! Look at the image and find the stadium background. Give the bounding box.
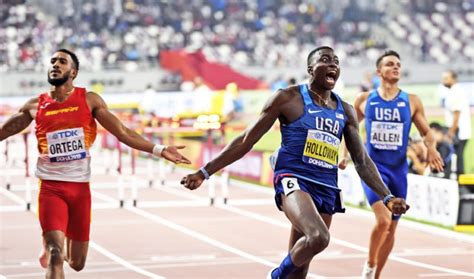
[1,0,473,173]
[1,0,474,278]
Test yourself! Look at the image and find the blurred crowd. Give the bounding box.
[2,0,471,77]
[389,0,473,64]
[0,0,425,72]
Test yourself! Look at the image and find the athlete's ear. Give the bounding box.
[375,67,382,77]
[307,66,313,75]
[71,69,78,80]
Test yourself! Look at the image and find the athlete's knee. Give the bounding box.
[375,216,391,231]
[48,244,64,266]
[69,258,86,272]
[306,228,330,254]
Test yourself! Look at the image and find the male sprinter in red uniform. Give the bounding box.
[0,49,191,278]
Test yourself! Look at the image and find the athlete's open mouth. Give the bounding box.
[326,71,337,84]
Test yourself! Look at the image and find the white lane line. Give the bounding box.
[157,183,474,278]
[230,178,474,244]
[0,186,26,205]
[419,273,470,277]
[345,206,474,244]
[137,200,209,208]
[92,189,322,277]
[125,206,274,266]
[125,205,326,279]
[91,190,118,203]
[388,255,474,278]
[221,205,474,278]
[89,241,165,279]
[0,205,25,212]
[14,191,166,279]
[131,199,274,208]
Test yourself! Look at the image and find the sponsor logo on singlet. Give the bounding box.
[370,107,404,150]
[303,129,340,169]
[45,106,79,116]
[46,128,87,162]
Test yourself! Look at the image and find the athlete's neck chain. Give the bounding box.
[308,87,330,106]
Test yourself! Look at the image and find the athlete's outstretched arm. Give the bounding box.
[0,97,37,141]
[181,90,284,190]
[342,101,409,215]
[87,92,190,164]
[410,94,444,172]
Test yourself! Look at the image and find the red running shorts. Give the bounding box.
[38,180,91,241]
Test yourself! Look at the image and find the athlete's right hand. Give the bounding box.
[338,157,349,170]
[386,198,410,215]
[162,145,192,164]
[181,171,205,190]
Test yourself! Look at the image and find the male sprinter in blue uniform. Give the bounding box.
[340,50,444,279]
[181,46,409,279]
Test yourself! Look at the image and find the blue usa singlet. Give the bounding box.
[273,84,347,189]
[365,89,412,166]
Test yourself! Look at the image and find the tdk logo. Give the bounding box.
[53,130,79,139]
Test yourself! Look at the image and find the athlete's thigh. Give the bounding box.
[386,167,408,200]
[362,170,390,205]
[38,181,69,234]
[66,182,91,242]
[281,190,330,235]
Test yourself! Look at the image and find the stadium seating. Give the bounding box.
[1,0,472,73]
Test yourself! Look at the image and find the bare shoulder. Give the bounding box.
[85,91,107,108]
[274,85,300,102]
[408,93,422,103]
[23,96,39,106]
[341,100,358,122]
[341,100,355,114]
[352,91,370,114]
[263,85,300,110]
[354,91,370,103]
[20,97,39,113]
[85,91,103,101]
[408,93,423,109]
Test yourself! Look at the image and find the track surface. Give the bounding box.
[1,145,473,279]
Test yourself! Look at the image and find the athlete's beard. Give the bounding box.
[47,71,71,86]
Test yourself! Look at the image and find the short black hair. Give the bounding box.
[307,46,333,66]
[56,49,79,71]
[429,122,445,132]
[445,70,457,80]
[376,50,400,68]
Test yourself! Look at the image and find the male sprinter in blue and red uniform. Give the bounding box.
[181,46,410,279]
[340,50,444,279]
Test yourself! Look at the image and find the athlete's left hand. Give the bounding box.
[387,198,410,215]
[426,147,444,172]
[162,145,191,164]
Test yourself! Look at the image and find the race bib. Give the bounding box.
[302,129,340,169]
[281,177,300,196]
[46,128,87,162]
[370,121,404,150]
